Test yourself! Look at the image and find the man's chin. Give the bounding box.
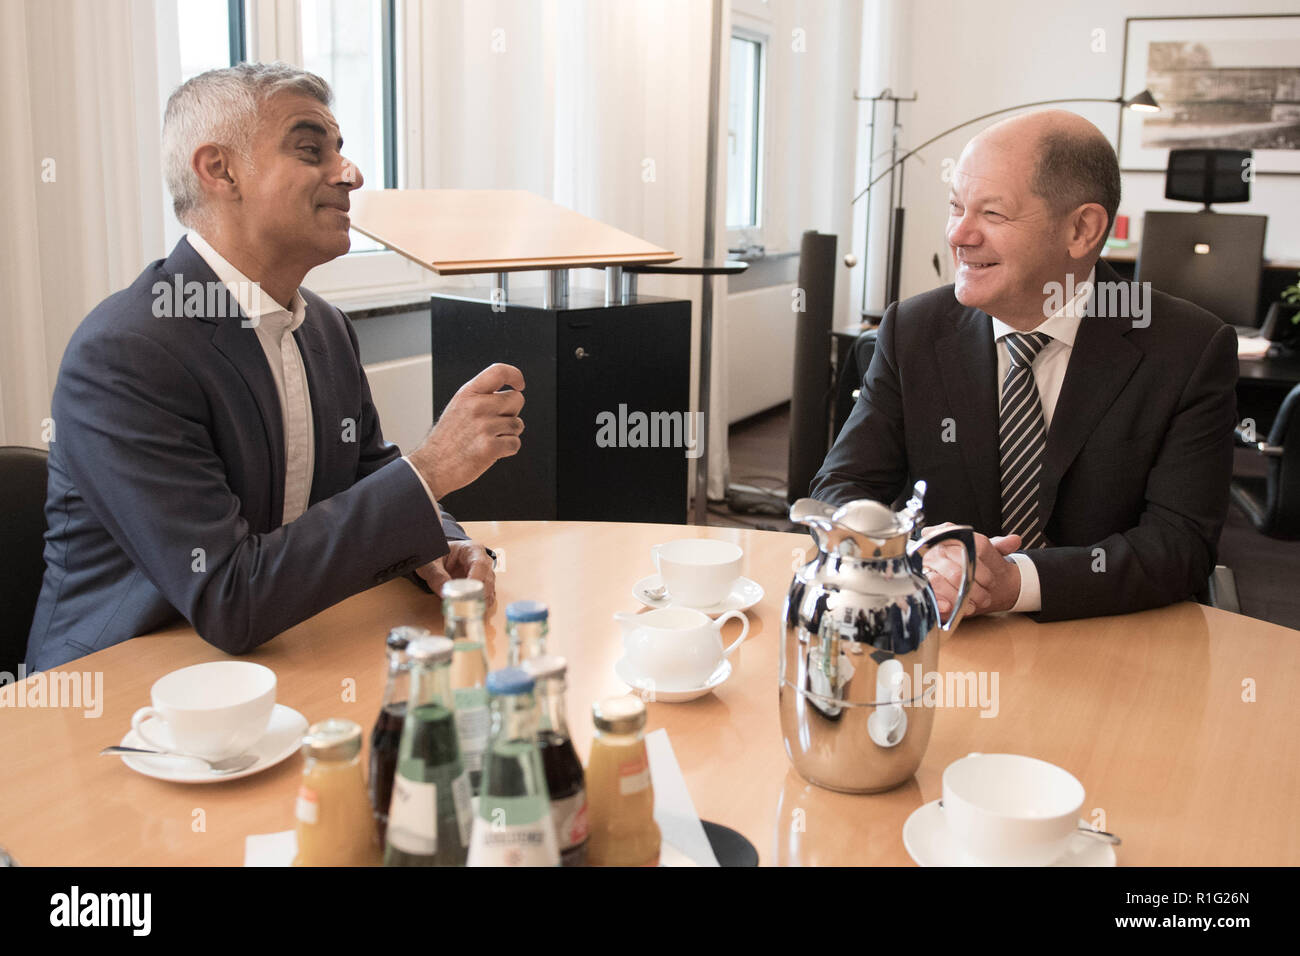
[318,232,353,262]
[953,279,989,310]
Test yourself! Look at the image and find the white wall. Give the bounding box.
[870,0,1300,305]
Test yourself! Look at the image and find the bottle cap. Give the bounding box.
[506,600,549,623]
[406,635,454,664]
[521,654,567,682]
[592,695,646,734]
[301,718,362,761]
[441,578,485,602]
[387,625,430,651]
[486,667,536,697]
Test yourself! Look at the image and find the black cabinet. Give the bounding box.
[430,288,692,522]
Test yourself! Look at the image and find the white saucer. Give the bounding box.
[115,704,308,784]
[615,657,732,703]
[632,574,764,615]
[902,799,1116,867]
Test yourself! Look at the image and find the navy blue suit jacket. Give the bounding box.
[27,237,463,670]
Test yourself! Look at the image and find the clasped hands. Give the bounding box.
[920,523,1023,618]
[417,541,497,607]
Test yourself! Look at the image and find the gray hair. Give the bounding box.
[1031,129,1122,250]
[162,62,332,228]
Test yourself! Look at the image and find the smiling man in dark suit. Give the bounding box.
[26,63,525,670]
[812,110,1237,622]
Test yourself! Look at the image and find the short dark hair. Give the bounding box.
[1031,129,1121,247]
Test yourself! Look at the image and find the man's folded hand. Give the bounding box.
[922,524,1022,618]
[417,540,497,607]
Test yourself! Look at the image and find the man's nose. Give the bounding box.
[336,155,364,190]
[947,210,980,248]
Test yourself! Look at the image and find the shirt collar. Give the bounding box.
[186,231,306,335]
[990,265,1095,349]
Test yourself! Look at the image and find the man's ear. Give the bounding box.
[191,143,241,205]
[1067,202,1109,259]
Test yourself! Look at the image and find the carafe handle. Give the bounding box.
[908,526,976,632]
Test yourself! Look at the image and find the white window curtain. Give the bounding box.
[0,0,165,448]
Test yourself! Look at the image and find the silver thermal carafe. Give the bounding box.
[780,482,975,793]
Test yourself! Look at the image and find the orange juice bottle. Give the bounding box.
[293,719,382,866]
[585,696,660,866]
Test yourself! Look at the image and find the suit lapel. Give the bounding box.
[209,314,286,526]
[163,238,287,527]
[295,306,336,505]
[934,305,1001,533]
[1039,264,1143,527]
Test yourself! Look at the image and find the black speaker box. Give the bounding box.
[430,288,692,523]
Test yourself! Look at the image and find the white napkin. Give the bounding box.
[645,728,720,866]
[244,728,721,867]
[244,828,296,867]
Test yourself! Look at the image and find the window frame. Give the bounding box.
[227,0,248,64]
[725,23,770,252]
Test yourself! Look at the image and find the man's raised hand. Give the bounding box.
[409,363,525,499]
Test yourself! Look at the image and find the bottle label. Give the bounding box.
[619,755,651,795]
[550,790,589,850]
[453,696,490,771]
[295,786,319,825]
[467,817,559,867]
[451,771,473,848]
[386,776,438,856]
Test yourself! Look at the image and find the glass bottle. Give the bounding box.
[444,579,491,794]
[522,654,588,866]
[586,696,661,867]
[467,668,560,867]
[506,600,549,666]
[369,625,425,843]
[293,718,381,866]
[384,635,474,866]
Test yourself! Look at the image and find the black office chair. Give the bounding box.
[1231,383,1300,540]
[0,446,49,673]
[1136,211,1268,329]
[832,328,878,440]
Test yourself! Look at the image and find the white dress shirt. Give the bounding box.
[989,266,1095,613]
[185,232,441,528]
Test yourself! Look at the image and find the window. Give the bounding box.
[300,0,398,253]
[178,0,247,82]
[727,30,766,233]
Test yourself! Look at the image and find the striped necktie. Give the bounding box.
[999,332,1053,549]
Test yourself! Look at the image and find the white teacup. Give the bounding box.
[653,538,744,608]
[617,606,749,690]
[131,661,277,760]
[942,753,1085,866]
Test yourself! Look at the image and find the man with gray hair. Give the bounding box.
[813,110,1237,622]
[27,63,523,669]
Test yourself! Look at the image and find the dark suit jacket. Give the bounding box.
[26,237,464,670]
[811,260,1238,621]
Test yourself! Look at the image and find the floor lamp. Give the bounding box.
[850,90,1160,315]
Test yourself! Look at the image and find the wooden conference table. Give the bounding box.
[2,521,1297,866]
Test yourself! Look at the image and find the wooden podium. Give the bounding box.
[350,190,692,523]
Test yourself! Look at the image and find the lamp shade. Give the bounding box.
[1125,89,1159,112]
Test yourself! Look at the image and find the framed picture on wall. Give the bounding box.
[1118,14,1300,175]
